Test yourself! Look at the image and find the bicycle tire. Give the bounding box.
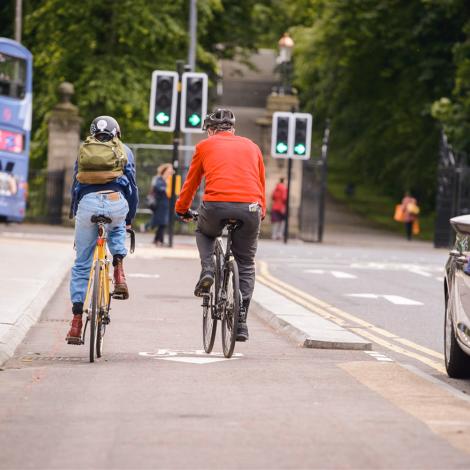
[89,261,100,363]
[203,250,221,353]
[96,263,111,358]
[222,259,240,358]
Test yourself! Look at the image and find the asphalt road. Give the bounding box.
[2,226,470,468]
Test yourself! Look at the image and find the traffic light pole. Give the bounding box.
[168,60,184,248]
[283,158,293,244]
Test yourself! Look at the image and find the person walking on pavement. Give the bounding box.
[149,163,174,246]
[401,191,420,241]
[175,108,266,342]
[271,177,287,240]
[66,116,138,344]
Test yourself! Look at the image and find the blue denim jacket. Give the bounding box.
[70,144,139,225]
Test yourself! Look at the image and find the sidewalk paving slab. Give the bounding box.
[0,234,74,366]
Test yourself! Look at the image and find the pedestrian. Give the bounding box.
[400,191,420,241]
[271,177,287,240]
[66,116,138,344]
[149,163,174,246]
[176,108,266,342]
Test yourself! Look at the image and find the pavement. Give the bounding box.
[0,228,74,365]
[3,201,470,468]
[2,230,470,469]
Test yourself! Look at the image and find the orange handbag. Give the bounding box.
[394,204,405,222]
[412,220,420,235]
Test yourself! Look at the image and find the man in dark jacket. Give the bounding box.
[66,115,138,344]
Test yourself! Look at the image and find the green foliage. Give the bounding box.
[432,13,470,153]
[1,0,279,168]
[293,0,470,209]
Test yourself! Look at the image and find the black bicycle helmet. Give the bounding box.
[90,115,121,140]
[203,108,235,131]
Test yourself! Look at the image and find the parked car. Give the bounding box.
[444,215,470,378]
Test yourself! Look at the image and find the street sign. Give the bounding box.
[148,70,178,132]
[271,111,313,160]
[180,72,208,133]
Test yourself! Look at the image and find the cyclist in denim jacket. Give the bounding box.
[66,116,138,344]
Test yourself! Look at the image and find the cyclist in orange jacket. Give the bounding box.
[176,108,266,341]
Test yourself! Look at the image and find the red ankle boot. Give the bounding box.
[66,314,83,345]
[113,258,129,300]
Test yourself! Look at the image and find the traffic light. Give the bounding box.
[271,112,293,158]
[292,113,312,159]
[181,72,208,133]
[148,70,178,132]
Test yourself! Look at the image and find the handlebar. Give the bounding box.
[177,209,198,221]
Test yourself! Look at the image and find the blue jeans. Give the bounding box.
[70,192,129,304]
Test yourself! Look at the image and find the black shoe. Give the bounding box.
[194,269,214,297]
[236,321,249,342]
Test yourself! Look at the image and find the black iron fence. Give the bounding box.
[298,123,329,243]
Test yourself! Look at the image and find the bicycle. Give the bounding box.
[80,215,135,363]
[189,212,242,358]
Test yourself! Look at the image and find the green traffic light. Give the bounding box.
[294,143,306,155]
[155,112,170,125]
[276,142,288,154]
[188,113,201,127]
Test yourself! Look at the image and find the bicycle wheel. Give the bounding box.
[89,261,100,363]
[221,259,240,358]
[96,262,111,358]
[203,250,221,353]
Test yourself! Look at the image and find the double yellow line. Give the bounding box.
[257,260,446,374]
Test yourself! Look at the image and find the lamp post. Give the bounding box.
[277,33,294,95]
[277,33,296,243]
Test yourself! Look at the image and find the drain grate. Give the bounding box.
[21,356,86,362]
[40,319,71,323]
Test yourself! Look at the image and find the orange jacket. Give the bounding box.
[175,132,266,216]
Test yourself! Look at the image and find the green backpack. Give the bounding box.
[77,136,128,184]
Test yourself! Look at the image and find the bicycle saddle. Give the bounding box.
[91,215,112,224]
[223,218,243,229]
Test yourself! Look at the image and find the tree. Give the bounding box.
[293,0,470,208]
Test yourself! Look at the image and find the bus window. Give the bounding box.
[0,53,26,99]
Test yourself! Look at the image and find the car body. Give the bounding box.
[444,214,470,377]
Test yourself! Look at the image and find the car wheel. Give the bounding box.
[444,285,470,378]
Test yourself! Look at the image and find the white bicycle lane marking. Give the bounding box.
[139,349,243,365]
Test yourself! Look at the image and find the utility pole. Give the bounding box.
[168,60,184,248]
[183,0,198,176]
[14,0,22,43]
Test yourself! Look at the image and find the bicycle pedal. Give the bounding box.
[66,337,83,346]
[112,292,126,300]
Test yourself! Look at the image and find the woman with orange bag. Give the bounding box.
[400,191,420,241]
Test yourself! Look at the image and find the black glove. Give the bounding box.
[176,209,197,221]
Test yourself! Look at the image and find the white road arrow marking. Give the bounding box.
[382,295,423,306]
[348,293,379,299]
[304,269,357,279]
[331,271,357,279]
[346,294,423,305]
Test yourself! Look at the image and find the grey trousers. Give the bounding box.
[196,201,261,308]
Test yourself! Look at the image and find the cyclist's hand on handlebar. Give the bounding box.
[126,224,132,230]
[177,209,197,222]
